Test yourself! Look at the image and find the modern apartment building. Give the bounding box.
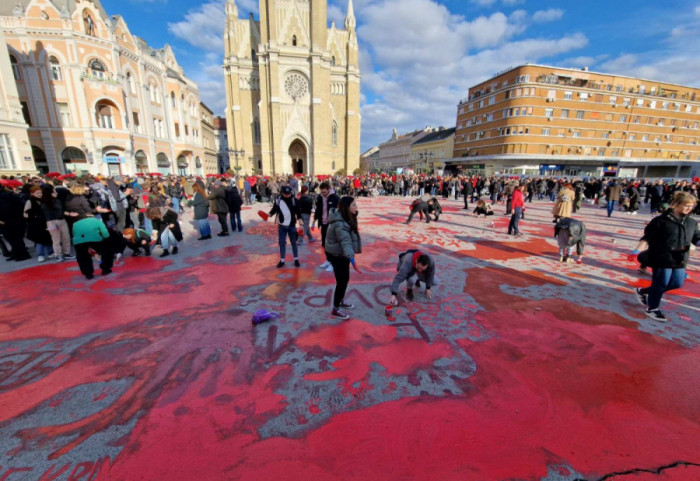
[1,0,205,176]
[452,64,700,178]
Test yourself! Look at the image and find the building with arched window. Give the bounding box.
[223,0,361,175]
[0,0,211,175]
[0,28,32,175]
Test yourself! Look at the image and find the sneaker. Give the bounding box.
[294,259,300,267]
[37,256,46,263]
[101,269,112,276]
[339,301,354,309]
[645,309,666,322]
[319,261,331,269]
[276,261,285,268]
[217,232,229,237]
[331,308,350,320]
[85,274,94,280]
[56,255,64,262]
[160,250,170,258]
[63,254,76,260]
[325,264,334,272]
[635,288,648,307]
[172,247,178,255]
[406,288,414,301]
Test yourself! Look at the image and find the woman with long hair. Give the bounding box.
[23,186,53,262]
[190,182,211,240]
[324,196,362,319]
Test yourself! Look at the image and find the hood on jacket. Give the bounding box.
[328,208,345,224]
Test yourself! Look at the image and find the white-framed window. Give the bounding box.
[547,89,556,100]
[615,85,623,92]
[88,58,106,79]
[622,98,630,107]
[545,108,553,118]
[126,72,135,94]
[609,96,617,105]
[10,55,20,80]
[658,119,665,126]
[49,56,62,81]
[0,134,15,169]
[662,101,669,109]
[619,115,627,123]
[478,100,484,108]
[601,132,609,139]
[542,128,550,136]
[629,134,636,140]
[642,134,649,141]
[96,101,116,129]
[561,109,569,118]
[649,100,657,109]
[579,92,588,101]
[488,95,495,105]
[58,103,71,127]
[576,110,584,119]
[564,91,572,100]
[636,98,643,106]
[486,113,494,122]
[133,112,141,133]
[572,130,581,137]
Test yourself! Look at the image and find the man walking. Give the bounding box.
[508,183,525,236]
[269,185,301,268]
[207,180,230,236]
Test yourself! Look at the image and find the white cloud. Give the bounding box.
[168,0,226,53]
[328,5,345,26]
[471,0,498,6]
[696,5,700,15]
[502,0,525,4]
[356,0,587,148]
[532,8,563,23]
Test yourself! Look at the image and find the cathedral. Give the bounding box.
[223,0,361,175]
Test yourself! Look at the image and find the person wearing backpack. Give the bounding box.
[226,184,244,233]
[268,185,302,268]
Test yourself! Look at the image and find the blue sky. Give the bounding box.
[105,0,700,151]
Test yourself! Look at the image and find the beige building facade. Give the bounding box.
[223,0,361,176]
[200,103,218,175]
[452,64,700,178]
[1,0,205,177]
[0,27,33,175]
[410,127,455,174]
[377,127,433,172]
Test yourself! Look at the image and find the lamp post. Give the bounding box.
[227,147,245,172]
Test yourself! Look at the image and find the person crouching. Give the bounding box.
[72,214,114,279]
[554,217,586,263]
[123,228,152,257]
[389,250,438,305]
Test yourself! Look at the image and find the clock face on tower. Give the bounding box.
[284,73,308,100]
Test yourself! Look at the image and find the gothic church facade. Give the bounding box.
[223,0,360,175]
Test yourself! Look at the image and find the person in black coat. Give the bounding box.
[225,183,244,232]
[462,180,473,209]
[633,191,700,321]
[0,186,31,261]
[314,182,340,270]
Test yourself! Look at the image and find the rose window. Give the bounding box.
[284,73,308,100]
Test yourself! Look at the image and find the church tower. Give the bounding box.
[223,0,361,175]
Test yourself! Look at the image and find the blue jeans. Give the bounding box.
[171,197,180,214]
[607,200,616,217]
[196,218,211,237]
[160,228,178,250]
[508,207,522,234]
[36,243,53,257]
[640,268,686,310]
[278,224,298,260]
[143,217,153,235]
[230,211,242,232]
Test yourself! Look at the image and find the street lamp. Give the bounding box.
[227,147,245,171]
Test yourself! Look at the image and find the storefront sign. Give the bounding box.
[103,156,125,164]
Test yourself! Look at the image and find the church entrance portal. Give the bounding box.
[289,140,306,174]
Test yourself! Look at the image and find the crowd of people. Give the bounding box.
[1,171,698,321]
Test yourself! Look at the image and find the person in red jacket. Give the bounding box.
[508,183,525,236]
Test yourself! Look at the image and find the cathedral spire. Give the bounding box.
[345,0,356,31]
[225,0,238,18]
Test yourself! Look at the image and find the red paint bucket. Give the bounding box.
[385,304,396,321]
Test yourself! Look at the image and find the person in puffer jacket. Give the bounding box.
[324,196,362,320]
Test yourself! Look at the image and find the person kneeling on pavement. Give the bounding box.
[405,195,442,224]
[389,249,439,305]
[72,214,114,280]
[123,228,152,257]
[554,217,586,263]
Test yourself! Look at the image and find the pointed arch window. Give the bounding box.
[10,55,20,80]
[292,35,297,46]
[331,56,336,66]
[332,121,338,147]
[49,56,62,81]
